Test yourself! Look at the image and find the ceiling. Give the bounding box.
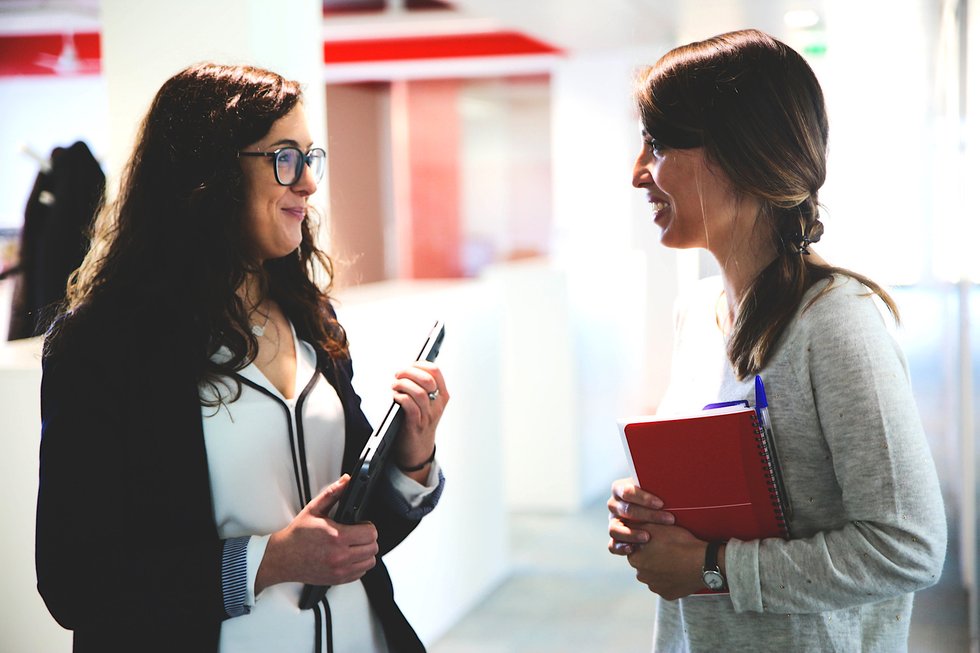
[0,0,825,53]
[446,0,815,52]
[0,0,100,34]
[320,0,827,54]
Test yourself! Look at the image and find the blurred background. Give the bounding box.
[0,0,975,651]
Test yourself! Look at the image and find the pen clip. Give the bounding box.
[703,400,749,410]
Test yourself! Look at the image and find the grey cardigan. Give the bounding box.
[653,276,947,653]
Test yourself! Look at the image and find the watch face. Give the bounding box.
[703,570,726,590]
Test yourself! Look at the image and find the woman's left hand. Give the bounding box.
[391,361,448,482]
[625,523,709,601]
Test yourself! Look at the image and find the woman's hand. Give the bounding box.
[625,523,709,600]
[391,361,448,483]
[607,478,715,600]
[607,477,675,555]
[255,475,379,594]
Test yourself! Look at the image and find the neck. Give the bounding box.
[239,274,264,312]
[711,240,778,326]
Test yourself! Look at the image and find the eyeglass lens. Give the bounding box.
[275,147,326,186]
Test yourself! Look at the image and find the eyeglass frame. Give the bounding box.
[237,146,327,186]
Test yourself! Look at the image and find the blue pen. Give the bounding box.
[755,375,792,519]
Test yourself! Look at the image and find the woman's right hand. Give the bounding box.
[607,477,675,556]
[255,475,379,594]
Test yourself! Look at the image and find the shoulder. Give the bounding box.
[797,275,892,338]
[43,304,126,364]
[789,274,907,377]
[44,299,194,377]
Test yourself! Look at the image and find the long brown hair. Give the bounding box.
[46,63,348,397]
[635,29,898,378]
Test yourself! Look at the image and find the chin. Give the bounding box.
[256,242,302,262]
[276,235,304,258]
[659,228,700,251]
[274,246,302,260]
[658,231,683,249]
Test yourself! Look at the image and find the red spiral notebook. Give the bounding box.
[617,404,791,544]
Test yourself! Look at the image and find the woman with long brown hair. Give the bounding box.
[36,62,448,653]
[607,30,945,651]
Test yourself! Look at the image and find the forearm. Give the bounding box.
[726,517,946,614]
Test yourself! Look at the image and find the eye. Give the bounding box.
[277,148,301,167]
[645,138,666,157]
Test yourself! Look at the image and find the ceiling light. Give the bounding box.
[784,9,821,29]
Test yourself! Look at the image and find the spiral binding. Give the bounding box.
[751,414,791,538]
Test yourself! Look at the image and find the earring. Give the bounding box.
[797,236,812,256]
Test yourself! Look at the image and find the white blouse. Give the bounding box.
[201,322,439,652]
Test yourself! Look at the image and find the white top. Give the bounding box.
[201,321,439,652]
[651,275,947,652]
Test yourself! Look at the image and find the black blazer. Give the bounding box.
[36,307,431,653]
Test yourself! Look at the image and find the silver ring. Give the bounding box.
[427,389,440,401]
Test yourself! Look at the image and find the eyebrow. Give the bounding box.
[268,138,315,150]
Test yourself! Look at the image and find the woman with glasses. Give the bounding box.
[36,62,448,653]
[606,30,945,651]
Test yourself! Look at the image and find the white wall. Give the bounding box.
[481,261,579,510]
[0,337,72,653]
[332,279,510,645]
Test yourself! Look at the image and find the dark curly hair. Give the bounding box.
[634,29,898,378]
[46,62,347,400]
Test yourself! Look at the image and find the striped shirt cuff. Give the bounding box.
[221,536,251,618]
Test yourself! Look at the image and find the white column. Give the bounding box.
[542,49,678,509]
[961,3,978,648]
[99,0,326,216]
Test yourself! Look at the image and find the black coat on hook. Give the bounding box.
[8,141,105,340]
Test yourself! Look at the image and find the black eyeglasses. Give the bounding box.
[238,146,327,186]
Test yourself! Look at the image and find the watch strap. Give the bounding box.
[704,540,723,573]
[701,540,727,590]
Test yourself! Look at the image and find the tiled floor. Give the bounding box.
[431,284,976,653]
[430,501,655,653]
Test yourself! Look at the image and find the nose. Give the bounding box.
[291,159,319,196]
[632,149,652,188]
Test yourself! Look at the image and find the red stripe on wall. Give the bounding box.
[0,32,101,76]
[323,31,562,63]
[0,29,560,77]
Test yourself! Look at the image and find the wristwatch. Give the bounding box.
[701,540,727,591]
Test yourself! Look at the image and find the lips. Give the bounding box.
[282,206,306,221]
[649,198,669,222]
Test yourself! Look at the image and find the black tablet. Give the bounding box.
[299,319,445,609]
